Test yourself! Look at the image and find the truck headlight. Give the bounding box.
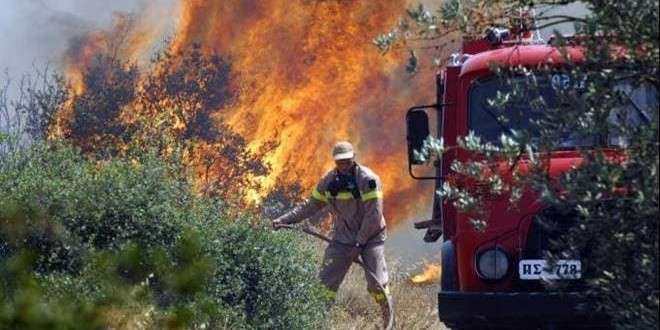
[475,247,509,280]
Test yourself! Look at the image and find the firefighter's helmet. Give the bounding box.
[332,141,354,160]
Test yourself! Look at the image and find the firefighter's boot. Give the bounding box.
[378,297,392,329]
[370,286,393,329]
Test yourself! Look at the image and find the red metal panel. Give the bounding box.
[460,45,586,78]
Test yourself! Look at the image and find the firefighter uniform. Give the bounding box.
[277,162,389,301]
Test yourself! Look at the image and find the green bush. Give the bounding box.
[0,142,327,329]
[0,142,188,273]
[0,251,107,330]
[198,219,327,329]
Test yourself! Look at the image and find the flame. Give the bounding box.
[410,262,441,285]
[60,0,444,228]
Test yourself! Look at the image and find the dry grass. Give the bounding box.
[327,259,447,330]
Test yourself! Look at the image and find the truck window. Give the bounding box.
[468,75,657,148]
[468,75,567,146]
[608,81,658,147]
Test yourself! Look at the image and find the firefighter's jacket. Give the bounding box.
[279,163,387,246]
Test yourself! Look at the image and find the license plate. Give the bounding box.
[519,259,581,280]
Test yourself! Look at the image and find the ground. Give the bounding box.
[328,255,447,330]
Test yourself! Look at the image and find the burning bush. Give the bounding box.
[68,54,138,155]
[57,43,273,205]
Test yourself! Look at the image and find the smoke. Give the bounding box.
[0,0,178,78]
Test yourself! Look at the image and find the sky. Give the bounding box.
[0,0,176,78]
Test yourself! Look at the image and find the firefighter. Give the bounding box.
[272,141,392,326]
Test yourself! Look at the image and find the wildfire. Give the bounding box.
[410,262,442,285]
[59,0,444,228]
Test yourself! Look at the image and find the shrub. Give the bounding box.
[0,142,188,273]
[197,218,326,329]
[0,142,327,328]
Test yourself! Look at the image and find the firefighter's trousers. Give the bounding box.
[319,241,389,299]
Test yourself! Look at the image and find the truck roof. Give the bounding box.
[460,44,585,78]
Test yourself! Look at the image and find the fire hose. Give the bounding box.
[278,224,394,330]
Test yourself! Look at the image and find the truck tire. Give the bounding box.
[441,240,457,291]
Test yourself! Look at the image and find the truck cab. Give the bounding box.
[404,30,628,329]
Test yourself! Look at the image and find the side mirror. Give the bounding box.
[406,108,431,165]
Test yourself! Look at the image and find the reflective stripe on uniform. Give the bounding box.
[368,286,390,302]
[361,190,383,202]
[334,192,354,200]
[320,190,381,201]
[312,188,328,203]
[324,191,354,200]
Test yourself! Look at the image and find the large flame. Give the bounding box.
[61,0,441,228]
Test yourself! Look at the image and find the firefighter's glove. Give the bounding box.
[272,217,286,231]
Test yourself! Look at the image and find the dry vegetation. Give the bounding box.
[327,255,446,330]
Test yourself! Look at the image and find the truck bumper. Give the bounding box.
[438,291,609,328]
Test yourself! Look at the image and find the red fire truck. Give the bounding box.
[405,28,633,329]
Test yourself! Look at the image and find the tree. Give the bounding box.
[56,41,274,206]
[126,44,273,204]
[0,66,68,159]
[68,54,138,156]
[378,1,658,328]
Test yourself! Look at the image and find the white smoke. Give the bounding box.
[0,0,178,138]
[0,0,177,77]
